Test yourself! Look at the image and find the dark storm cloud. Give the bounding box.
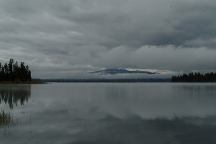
[0,0,216,78]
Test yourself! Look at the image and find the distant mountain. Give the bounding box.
[44,78,171,83]
[91,68,159,75]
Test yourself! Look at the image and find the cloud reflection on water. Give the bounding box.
[1,83,216,144]
[0,85,31,127]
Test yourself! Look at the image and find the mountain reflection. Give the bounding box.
[0,85,31,109]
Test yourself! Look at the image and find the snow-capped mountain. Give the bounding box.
[91,68,171,75]
[51,67,175,79]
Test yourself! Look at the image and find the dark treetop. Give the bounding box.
[172,72,216,82]
[0,59,31,82]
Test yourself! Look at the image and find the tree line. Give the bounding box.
[172,72,216,82]
[0,59,31,82]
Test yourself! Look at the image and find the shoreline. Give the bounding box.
[0,79,45,84]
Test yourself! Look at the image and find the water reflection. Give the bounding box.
[0,85,31,127]
[0,85,31,109]
[72,115,216,144]
[0,111,12,127]
[1,83,216,144]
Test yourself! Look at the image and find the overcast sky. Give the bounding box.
[0,0,216,78]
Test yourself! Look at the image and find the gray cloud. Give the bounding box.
[0,0,215,78]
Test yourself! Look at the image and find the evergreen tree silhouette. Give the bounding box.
[0,59,32,82]
[172,72,216,82]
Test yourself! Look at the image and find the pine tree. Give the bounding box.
[0,59,32,82]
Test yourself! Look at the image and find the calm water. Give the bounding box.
[1,83,216,144]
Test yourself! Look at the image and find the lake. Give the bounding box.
[1,83,216,144]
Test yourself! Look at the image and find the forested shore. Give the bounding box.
[172,72,216,82]
[2,59,216,83]
[0,59,32,83]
